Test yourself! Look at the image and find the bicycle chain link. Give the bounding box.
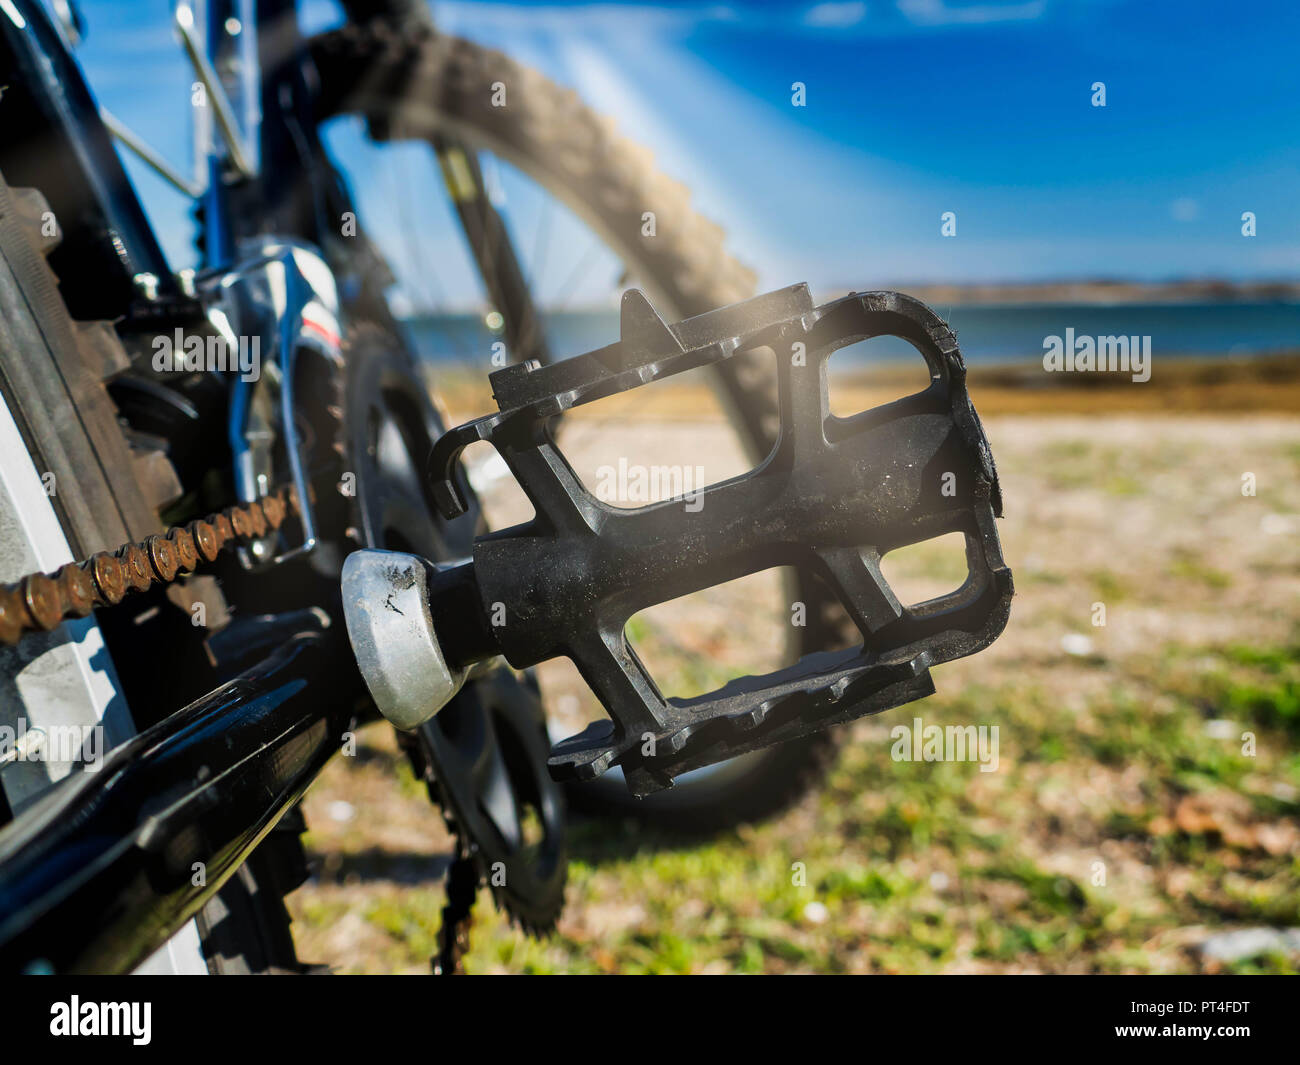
[433,851,478,975]
[0,490,298,646]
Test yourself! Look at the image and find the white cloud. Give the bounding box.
[897,0,1047,26]
[433,3,735,37]
[435,0,1054,42]
[804,2,869,28]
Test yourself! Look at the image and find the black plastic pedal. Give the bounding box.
[430,285,1012,796]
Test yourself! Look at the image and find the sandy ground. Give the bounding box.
[286,406,1300,973]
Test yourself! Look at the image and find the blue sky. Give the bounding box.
[60,0,1300,306]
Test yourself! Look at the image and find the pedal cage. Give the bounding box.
[431,285,1013,796]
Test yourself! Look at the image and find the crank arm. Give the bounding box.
[351,285,1013,797]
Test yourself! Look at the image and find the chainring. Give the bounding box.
[340,326,568,935]
[418,671,567,933]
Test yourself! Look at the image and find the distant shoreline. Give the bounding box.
[403,296,1298,367]
[826,279,1300,307]
[400,281,1300,319]
[433,353,1300,420]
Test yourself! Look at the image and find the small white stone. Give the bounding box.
[328,800,356,823]
[1203,719,1237,740]
[803,901,829,925]
[1061,633,1094,657]
[929,871,950,892]
[1199,928,1300,962]
[1261,513,1293,536]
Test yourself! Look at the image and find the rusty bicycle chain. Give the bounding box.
[0,375,486,970]
[0,365,485,972]
[0,490,298,647]
[433,851,479,975]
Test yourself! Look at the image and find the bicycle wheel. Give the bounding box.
[311,20,849,830]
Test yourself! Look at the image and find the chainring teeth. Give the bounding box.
[338,330,568,949]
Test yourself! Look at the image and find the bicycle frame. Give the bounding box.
[0,0,373,973]
[0,0,570,972]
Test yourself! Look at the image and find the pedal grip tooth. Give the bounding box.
[427,447,468,517]
[429,422,497,520]
[432,479,467,520]
[546,720,621,781]
[619,289,684,356]
[622,762,674,798]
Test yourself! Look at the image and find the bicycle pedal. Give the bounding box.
[427,284,1013,797]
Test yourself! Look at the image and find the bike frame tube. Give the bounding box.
[0,628,355,975]
[0,3,368,949]
[0,0,176,318]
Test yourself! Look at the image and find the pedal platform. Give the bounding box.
[429,284,1013,797]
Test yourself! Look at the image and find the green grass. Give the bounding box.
[285,421,1300,974]
[1167,556,1234,590]
[288,637,1300,974]
[463,645,1297,973]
